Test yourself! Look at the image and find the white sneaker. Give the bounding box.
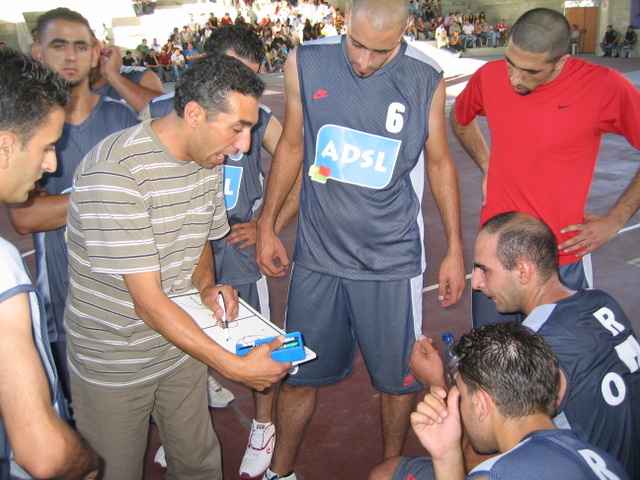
[240,420,276,478]
[207,374,235,408]
[154,445,167,468]
[262,468,297,480]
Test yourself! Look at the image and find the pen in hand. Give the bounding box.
[218,292,229,342]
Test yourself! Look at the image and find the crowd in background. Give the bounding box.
[117,0,346,79]
[422,7,509,56]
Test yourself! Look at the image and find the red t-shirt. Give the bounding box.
[455,57,640,265]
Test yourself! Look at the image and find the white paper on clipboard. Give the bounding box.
[170,290,316,367]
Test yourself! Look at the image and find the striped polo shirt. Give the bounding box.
[65,120,229,386]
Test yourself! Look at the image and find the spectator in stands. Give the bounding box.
[409,0,418,17]
[235,10,248,27]
[151,37,162,53]
[171,47,187,80]
[187,13,200,46]
[184,42,203,66]
[179,25,193,51]
[435,22,449,49]
[449,20,462,43]
[449,30,465,55]
[136,38,149,59]
[496,19,508,44]
[302,18,314,41]
[221,12,234,26]
[122,50,136,66]
[263,43,274,73]
[443,12,455,32]
[481,20,498,47]
[169,26,180,45]
[157,47,172,82]
[142,0,155,15]
[334,8,345,33]
[201,23,214,44]
[206,13,219,29]
[422,3,433,22]
[473,19,483,45]
[132,0,143,17]
[415,15,426,40]
[427,18,437,39]
[462,19,477,48]
[145,48,161,80]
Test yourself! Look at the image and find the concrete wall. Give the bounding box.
[601,0,632,34]
[453,1,561,25]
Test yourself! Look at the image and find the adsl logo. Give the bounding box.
[222,165,243,210]
[309,125,400,189]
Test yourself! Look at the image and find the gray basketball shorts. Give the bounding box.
[392,457,435,480]
[283,265,424,395]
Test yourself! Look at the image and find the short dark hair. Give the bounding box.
[203,25,265,64]
[456,322,560,418]
[173,53,264,120]
[0,49,69,144]
[36,7,93,41]
[510,8,570,63]
[481,212,558,282]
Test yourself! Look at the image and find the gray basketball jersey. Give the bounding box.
[523,289,640,478]
[211,105,271,286]
[294,36,443,281]
[37,96,139,341]
[148,91,175,119]
[91,66,149,101]
[469,429,629,480]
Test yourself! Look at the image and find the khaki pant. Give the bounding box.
[71,356,221,480]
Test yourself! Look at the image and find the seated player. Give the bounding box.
[371,323,629,480]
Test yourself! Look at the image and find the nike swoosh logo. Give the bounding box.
[313,90,329,100]
[558,105,571,109]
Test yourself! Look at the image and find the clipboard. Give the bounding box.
[170,290,316,367]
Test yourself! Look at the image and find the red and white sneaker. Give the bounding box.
[239,420,276,478]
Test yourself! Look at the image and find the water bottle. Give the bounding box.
[442,332,459,385]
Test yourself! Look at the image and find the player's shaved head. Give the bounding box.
[349,0,409,32]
